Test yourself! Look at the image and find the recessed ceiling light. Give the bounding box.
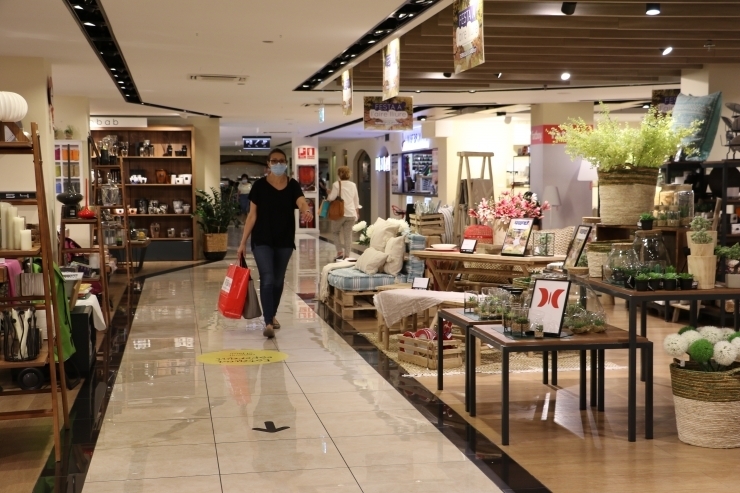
[375,30,384,35]
[340,61,347,65]
[662,46,673,55]
[469,90,476,93]
[418,116,427,121]
[561,72,571,80]
[497,73,503,78]
[118,81,124,84]
[83,22,95,27]
[262,40,273,44]
[397,13,407,19]
[350,54,357,58]
[126,94,130,97]
[73,5,83,9]
[302,84,309,88]
[408,13,414,17]
[642,104,650,108]
[368,40,377,44]
[646,3,660,15]
[328,69,334,73]
[415,90,421,93]
[114,75,118,77]
[561,2,577,15]
[110,68,116,71]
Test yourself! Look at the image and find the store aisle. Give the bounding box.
[82,235,504,493]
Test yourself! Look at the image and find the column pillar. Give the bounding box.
[0,56,55,250]
[530,103,594,229]
[681,64,740,162]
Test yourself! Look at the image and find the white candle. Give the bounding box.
[0,202,8,249]
[20,229,32,251]
[13,217,24,250]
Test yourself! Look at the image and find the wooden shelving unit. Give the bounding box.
[91,126,196,261]
[0,121,70,462]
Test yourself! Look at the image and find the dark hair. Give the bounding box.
[268,148,287,162]
[240,173,249,180]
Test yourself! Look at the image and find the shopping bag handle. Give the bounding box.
[239,254,249,269]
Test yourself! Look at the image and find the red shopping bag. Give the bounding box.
[217,261,251,319]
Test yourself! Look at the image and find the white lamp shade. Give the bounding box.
[577,159,599,182]
[542,185,561,207]
[0,92,28,122]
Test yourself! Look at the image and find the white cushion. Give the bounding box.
[370,222,399,251]
[383,235,406,276]
[355,247,389,275]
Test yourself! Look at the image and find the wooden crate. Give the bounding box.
[409,213,445,236]
[327,286,377,321]
[398,336,462,370]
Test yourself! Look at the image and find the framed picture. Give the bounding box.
[528,279,571,337]
[412,277,431,290]
[500,218,534,257]
[564,225,592,270]
[460,239,477,254]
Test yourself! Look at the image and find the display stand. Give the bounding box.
[452,151,494,244]
[0,121,71,462]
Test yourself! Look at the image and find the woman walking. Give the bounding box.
[327,166,360,260]
[237,149,313,338]
[237,174,252,220]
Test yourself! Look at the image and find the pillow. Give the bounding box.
[383,235,406,276]
[355,247,389,275]
[538,226,576,256]
[369,222,400,251]
[672,92,723,162]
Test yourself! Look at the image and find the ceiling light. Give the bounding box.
[397,13,407,19]
[375,30,384,35]
[110,68,116,71]
[415,90,421,93]
[118,81,124,84]
[368,40,377,44]
[642,104,650,108]
[561,2,577,15]
[114,75,118,77]
[662,46,673,55]
[408,13,415,18]
[83,22,95,27]
[469,90,476,93]
[340,61,347,65]
[418,116,427,121]
[350,54,357,58]
[328,69,334,73]
[646,3,660,15]
[497,73,503,78]
[561,72,571,80]
[73,4,83,9]
[302,84,309,88]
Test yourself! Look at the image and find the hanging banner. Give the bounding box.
[341,70,353,116]
[363,96,413,131]
[383,38,400,100]
[453,0,485,74]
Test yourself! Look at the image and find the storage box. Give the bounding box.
[409,213,444,236]
[397,335,462,370]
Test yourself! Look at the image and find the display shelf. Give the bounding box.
[118,214,191,217]
[61,218,98,224]
[120,156,191,160]
[125,184,191,187]
[0,141,33,154]
[0,349,49,370]
[0,247,41,257]
[149,237,193,241]
[3,199,38,206]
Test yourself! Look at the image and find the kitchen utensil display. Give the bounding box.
[155,169,168,184]
[150,222,160,238]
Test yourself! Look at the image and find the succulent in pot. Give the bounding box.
[663,272,678,290]
[678,272,695,290]
[647,271,664,290]
[639,212,656,230]
[635,272,650,291]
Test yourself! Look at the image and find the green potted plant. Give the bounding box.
[639,212,656,230]
[663,326,740,448]
[687,216,717,290]
[550,104,699,226]
[656,212,668,227]
[663,272,678,290]
[194,187,240,261]
[678,272,695,290]
[715,243,740,288]
[64,125,74,139]
[647,271,663,290]
[634,272,650,291]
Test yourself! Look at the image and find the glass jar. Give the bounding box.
[603,243,639,286]
[532,231,555,256]
[464,291,479,315]
[675,189,694,227]
[667,206,680,227]
[509,305,529,337]
[633,230,670,273]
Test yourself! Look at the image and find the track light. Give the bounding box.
[469,90,476,93]
[83,22,95,27]
[662,46,673,55]
[73,5,83,9]
[561,2,577,15]
[561,72,571,81]
[646,3,660,15]
[642,104,650,109]
[497,73,503,78]
[415,90,421,93]
[417,116,427,121]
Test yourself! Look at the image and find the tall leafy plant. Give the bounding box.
[195,187,240,234]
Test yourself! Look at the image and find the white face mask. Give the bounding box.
[241,179,248,184]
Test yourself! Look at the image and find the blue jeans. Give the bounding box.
[251,246,293,326]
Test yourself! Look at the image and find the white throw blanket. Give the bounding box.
[319,260,355,302]
[374,289,468,327]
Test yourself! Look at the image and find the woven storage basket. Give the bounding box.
[599,167,659,225]
[670,362,740,448]
[586,241,619,278]
[203,233,228,252]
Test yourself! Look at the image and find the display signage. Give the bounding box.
[90,117,147,129]
[243,136,272,150]
[528,279,571,337]
[652,89,681,114]
[374,156,391,172]
[341,70,353,116]
[382,38,400,100]
[363,97,413,131]
[295,146,317,165]
[402,131,431,152]
[501,218,534,257]
[453,0,485,74]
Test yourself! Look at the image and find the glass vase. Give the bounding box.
[603,243,639,286]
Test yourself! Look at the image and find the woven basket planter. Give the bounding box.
[670,362,740,448]
[203,233,228,260]
[599,168,659,225]
[586,241,619,278]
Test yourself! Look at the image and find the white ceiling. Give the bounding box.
[0,0,675,149]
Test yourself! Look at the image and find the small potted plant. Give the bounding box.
[715,243,740,288]
[513,316,530,337]
[664,272,678,290]
[639,213,656,230]
[656,212,668,227]
[647,271,663,290]
[64,125,74,139]
[687,216,717,289]
[635,272,649,291]
[194,187,240,261]
[678,272,695,290]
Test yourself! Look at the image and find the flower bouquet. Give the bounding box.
[469,190,550,225]
[663,326,740,448]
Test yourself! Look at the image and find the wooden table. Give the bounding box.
[579,278,740,441]
[467,323,653,445]
[410,250,565,291]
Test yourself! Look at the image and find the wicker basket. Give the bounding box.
[670,362,740,448]
[203,233,228,253]
[567,266,589,277]
[599,167,659,225]
[586,241,619,278]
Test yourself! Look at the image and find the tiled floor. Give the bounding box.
[81,234,506,493]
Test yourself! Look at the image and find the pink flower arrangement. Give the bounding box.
[469,191,551,225]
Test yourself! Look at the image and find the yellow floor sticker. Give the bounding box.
[197,349,289,366]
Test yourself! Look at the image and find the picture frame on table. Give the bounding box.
[412,277,431,290]
[460,239,477,254]
[528,278,571,337]
[500,218,534,257]
[564,225,592,270]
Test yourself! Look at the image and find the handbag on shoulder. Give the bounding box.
[328,180,345,220]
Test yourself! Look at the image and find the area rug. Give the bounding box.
[359,332,626,378]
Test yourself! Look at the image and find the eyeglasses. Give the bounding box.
[268,159,287,165]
